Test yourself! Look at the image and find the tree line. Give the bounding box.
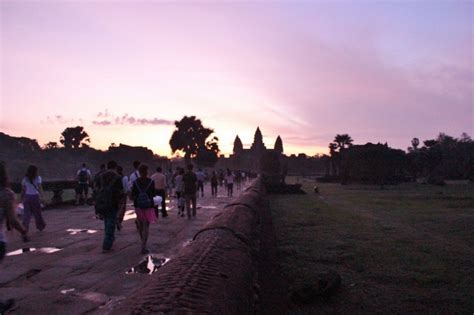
[327,132,473,185]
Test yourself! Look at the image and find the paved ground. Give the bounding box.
[0,183,245,314]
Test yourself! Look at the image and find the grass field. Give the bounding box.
[270,179,474,313]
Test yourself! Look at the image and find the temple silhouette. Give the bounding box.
[227,127,284,174]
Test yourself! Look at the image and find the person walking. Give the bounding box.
[174,168,185,217]
[225,169,234,197]
[20,165,46,233]
[211,171,218,197]
[116,166,129,231]
[151,167,167,218]
[196,168,205,197]
[128,160,141,190]
[183,164,197,219]
[92,164,106,202]
[131,164,157,254]
[165,168,174,198]
[94,160,123,253]
[75,163,91,205]
[0,163,28,315]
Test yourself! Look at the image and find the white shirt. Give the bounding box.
[175,174,184,192]
[22,176,42,195]
[128,170,139,190]
[122,176,129,194]
[76,168,92,177]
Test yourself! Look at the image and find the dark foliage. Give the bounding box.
[60,126,90,149]
[169,116,220,166]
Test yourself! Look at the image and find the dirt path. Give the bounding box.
[0,183,244,314]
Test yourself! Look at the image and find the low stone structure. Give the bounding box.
[111,178,284,314]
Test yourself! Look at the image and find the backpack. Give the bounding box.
[134,180,153,209]
[94,175,117,217]
[78,169,88,183]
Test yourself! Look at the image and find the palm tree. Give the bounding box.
[333,134,353,151]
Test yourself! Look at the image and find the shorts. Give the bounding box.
[76,183,89,195]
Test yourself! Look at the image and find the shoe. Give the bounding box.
[116,222,122,231]
[181,213,185,217]
[102,248,112,253]
[22,235,30,243]
[141,247,150,254]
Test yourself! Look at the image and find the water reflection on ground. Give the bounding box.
[7,247,62,256]
[66,228,97,235]
[126,255,170,275]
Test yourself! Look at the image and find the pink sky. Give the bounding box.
[1,1,472,156]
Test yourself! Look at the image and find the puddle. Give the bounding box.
[6,247,62,256]
[181,240,192,248]
[60,288,74,295]
[123,210,137,221]
[126,255,170,275]
[66,228,97,235]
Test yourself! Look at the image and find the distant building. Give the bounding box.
[229,127,284,173]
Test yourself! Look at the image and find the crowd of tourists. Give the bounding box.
[0,160,248,261]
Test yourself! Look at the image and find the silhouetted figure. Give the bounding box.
[174,168,185,216]
[75,163,91,205]
[183,164,197,219]
[20,165,46,233]
[116,166,128,230]
[92,164,106,202]
[95,160,123,253]
[225,169,234,197]
[151,167,167,218]
[131,164,157,254]
[196,168,205,197]
[211,171,218,197]
[128,160,141,190]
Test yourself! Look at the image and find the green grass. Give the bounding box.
[270,180,474,313]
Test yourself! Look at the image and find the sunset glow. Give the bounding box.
[1,1,472,156]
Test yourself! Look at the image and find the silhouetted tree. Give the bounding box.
[333,134,353,151]
[274,135,284,154]
[44,142,59,150]
[169,116,219,164]
[408,137,420,152]
[195,136,220,167]
[60,126,90,149]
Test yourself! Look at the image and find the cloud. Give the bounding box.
[41,115,76,125]
[92,120,112,126]
[96,109,111,118]
[92,114,173,126]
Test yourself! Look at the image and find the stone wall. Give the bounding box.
[112,178,268,314]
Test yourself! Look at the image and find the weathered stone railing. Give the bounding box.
[112,178,267,314]
[11,181,80,204]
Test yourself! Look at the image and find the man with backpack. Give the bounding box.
[75,163,91,205]
[94,161,123,253]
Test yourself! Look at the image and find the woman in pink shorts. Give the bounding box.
[131,164,157,254]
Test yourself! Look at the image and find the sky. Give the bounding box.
[1,0,472,157]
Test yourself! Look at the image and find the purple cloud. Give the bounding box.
[92,114,173,126]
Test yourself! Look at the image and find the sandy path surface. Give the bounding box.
[0,183,245,314]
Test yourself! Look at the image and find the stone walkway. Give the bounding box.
[0,184,244,314]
